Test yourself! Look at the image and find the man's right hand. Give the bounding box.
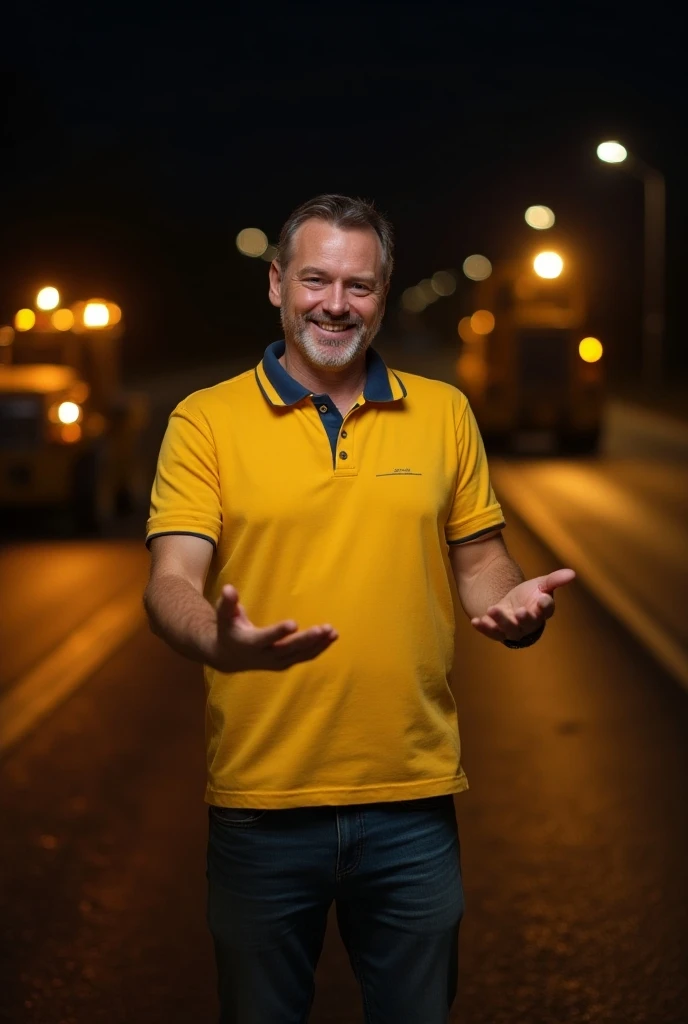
[210,584,338,672]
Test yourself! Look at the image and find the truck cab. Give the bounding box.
[0,295,149,531]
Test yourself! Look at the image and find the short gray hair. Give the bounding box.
[277,194,394,284]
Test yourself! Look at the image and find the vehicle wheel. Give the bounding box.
[71,449,116,534]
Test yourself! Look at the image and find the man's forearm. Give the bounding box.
[458,554,525,619]
[143,573,218,666]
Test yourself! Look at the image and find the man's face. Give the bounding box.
[268,219,388,370]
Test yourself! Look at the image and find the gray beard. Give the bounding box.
[280,310,382,370]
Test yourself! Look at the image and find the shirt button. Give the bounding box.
[319,404,328,413]
[339,451,348,460]
[341,430,348,439]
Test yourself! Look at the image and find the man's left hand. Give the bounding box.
[470,568,576,643]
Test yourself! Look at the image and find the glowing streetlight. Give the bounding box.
[533,252,563,279]
[525,205,555,230]
[37,286,60,310]
[596,139,665,388]
[596,141,628,164]
[51,309,75,331]
[470,310,495,335]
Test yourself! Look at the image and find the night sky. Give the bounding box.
[2,3,686,382]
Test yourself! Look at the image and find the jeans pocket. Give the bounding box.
[210,805,268,828]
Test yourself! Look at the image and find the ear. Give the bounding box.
[268,261,283,308]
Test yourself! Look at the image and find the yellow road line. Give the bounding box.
[493,462,688,692]
[0,584,145,757]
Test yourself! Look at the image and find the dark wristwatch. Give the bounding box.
[502,621,545,649]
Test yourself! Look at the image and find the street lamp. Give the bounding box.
[597,140,665,389]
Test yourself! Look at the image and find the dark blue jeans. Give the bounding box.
[206,794,463,1023]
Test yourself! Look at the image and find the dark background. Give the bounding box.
[1,2,685,382]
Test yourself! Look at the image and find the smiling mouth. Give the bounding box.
[309,321,356,334]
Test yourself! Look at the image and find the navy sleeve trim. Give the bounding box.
[146,531,217,551]
[446,522,505,545]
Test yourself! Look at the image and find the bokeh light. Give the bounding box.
[83,302,110,327]
[431,270,456,296]
[525,205,555,230]
[533,252,564,279]
[260,244,278,262]
[418,279,439,304]
[458,316,479,343]
[108,303,122,325]
[51,308,75,331]
[14,309,36,331]
[57,401,81,424]
[401,287,426,313]
[470,310,495,335]
[597,141,628,164]
[36,287,60,310]
[462,255,492,281]
[579,337,603,362]
[0,325,15,346]
[236,227,268,257]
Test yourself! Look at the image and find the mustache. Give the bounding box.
[304,314,364,328]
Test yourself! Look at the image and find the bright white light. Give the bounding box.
[525,205,555,230]
[597,141,628,164]
[57,401,81,424]
[462,255,492,281]
[533,252,564,279]
[37,287,60,310]
[83,302,110,327]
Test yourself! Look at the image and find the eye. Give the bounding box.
[305,277,323,285]
[351,282,371,292]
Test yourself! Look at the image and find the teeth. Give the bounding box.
[317,323,350,332]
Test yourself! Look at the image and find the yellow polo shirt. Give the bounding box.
[147,340,505,808]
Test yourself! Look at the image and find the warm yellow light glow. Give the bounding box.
[60,422,82,444]
[401,287,426,313]
[431,270,456,296]
[260,243,278,262]
[36,286,60,310]
[525,205,555,230]
[597,141,628,164]
[108,303,122,325]
[470,310,495,335]
[236,227,268,257]
[83,302,110,327]
[0,325,14,346]
[579,337,603,362]
[15,309,36,331]
[533,252,564,279]
[51,308,75,331]
[462,255,492,281]
[57,401,81,424]
[458,316,479,343]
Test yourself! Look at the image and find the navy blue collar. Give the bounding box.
[259,339,404,407]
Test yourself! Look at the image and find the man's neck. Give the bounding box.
[279,345,367,414]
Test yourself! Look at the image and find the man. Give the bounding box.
[143,194,575,1023]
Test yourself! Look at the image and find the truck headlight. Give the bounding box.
[57,401,82,424]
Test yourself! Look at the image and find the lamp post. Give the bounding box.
[596,141,666,390]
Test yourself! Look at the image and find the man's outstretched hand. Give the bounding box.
[209,585,338,672]
[470,568,576,644]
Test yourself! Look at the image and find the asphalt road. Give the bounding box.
[2,508,687,1024]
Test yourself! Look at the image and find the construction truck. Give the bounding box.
[456,250,604,454]
[0,291,149,531]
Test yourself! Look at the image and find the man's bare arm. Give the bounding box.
[143,535,338,673]
[448,531,524,620]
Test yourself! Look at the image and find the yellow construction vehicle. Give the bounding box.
[456,250,604,453]
[0,290,149,531]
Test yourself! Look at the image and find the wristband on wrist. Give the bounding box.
[502,620,545,649]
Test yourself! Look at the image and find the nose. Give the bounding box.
[322,281,349,318]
